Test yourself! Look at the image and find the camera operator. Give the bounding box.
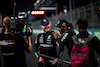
[0,16,32,67]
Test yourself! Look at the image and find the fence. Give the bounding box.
[31,1,100,30]
[46,1,100,29]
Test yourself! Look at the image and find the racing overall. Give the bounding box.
[56,29,76,58]
[35,31,58,67]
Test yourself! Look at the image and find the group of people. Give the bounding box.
[35,18,100,67]
[0,13,100,67]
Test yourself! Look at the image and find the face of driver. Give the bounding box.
[40,23,50,32]
[57,26,67,34]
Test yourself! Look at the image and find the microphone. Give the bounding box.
[14,2,16,7]
[13,2,16,19]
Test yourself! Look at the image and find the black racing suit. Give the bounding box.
[34,31,58,67]
[56,29,76,58]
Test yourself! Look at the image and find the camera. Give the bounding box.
[10,11,32,36]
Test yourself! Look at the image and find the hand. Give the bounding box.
[27,27,32,36]
[27,27,32,33]
[52,32,60,38]
[53,58,58,65]
[39,57,44,64]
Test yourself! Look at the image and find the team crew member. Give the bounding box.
[72,17,100,67]
[0,16,32,67]
[34,18,59,67]
[54,19,76,58]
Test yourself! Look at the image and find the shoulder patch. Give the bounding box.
[61,33,68,42]
[64,33,68,37]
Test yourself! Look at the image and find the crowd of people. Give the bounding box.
[0,13,100,67]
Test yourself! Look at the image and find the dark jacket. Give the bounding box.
[0,33,29,67]
[56,29,76,58]
[70,31,100,67]
[76,31,100,67]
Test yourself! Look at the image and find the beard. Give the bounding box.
[61,27,65,34]
[44,27,50,32]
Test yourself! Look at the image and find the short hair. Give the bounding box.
[77,17,88,30]
[3,16,11,28]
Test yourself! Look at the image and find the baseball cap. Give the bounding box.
[55,19,69,28]
[40,18,49,26]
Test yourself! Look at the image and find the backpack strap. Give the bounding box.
[72,35,79,47]
[72,35,95,48]
[83,35,95,47]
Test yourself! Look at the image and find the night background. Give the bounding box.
[0,0,100,67]
[0,0,99,16]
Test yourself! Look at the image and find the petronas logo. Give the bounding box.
[64,33,68,37]
[43,19,47,22]
[47,35,51,44]
[48,35,51,39]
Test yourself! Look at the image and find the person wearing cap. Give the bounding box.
[34,18,60,67]
[54,19,76,60]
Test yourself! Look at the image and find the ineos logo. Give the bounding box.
[0,40,15,47]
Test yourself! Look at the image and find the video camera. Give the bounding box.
[10,11,32,36]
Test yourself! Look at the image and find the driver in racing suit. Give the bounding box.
[34,18,60,67]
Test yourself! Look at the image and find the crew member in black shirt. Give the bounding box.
[74,17,100,67]
[0,16,32,67]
